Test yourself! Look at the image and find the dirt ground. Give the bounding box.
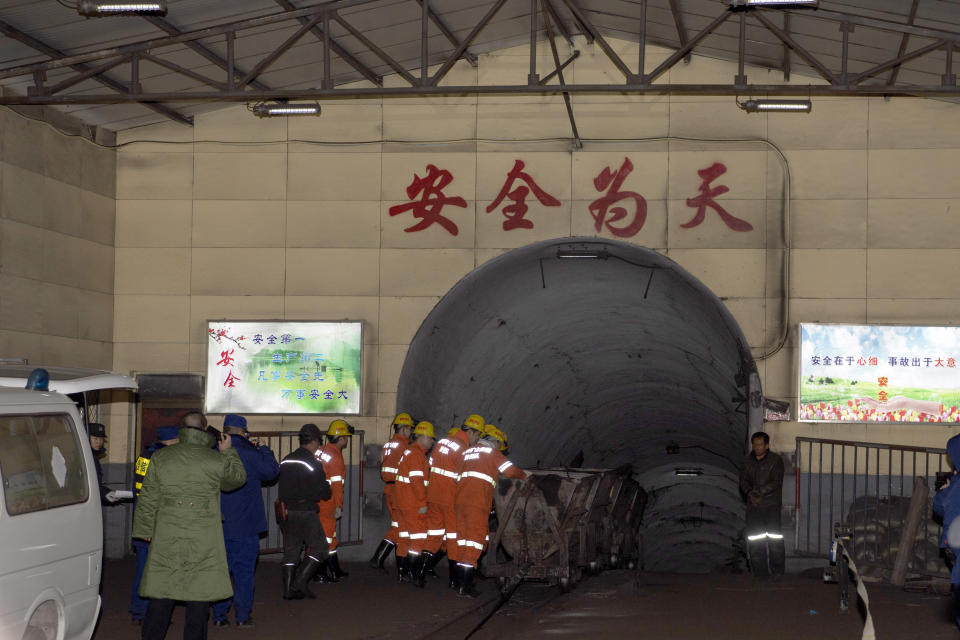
[93,557,960,639]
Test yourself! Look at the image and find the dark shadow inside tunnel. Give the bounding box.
[397,237,759,573]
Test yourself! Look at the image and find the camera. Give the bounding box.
[936,471,953,491]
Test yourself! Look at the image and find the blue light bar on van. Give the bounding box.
[26,368,50,391]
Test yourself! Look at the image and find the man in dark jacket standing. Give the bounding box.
[739,431,785,577]
[212,414,279,628]
[933,433,960,629]
[278,423,332,599]
[133,411,246,640]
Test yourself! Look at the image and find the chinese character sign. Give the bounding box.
[799,323,960,423]
[206,321,362,415]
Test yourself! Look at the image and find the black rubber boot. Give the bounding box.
[413,551,432,588]
[424,550,444,577]
[320,559,338,583]
[448,558,458,589]
[329,552,349,579]
[398,555,414,583]
[368,539,395,572]
[282,564,302,600]
[458,565,480,598]
[293,556,322,599]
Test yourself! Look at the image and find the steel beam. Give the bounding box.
[752,11,834,84]
[0,18,191,125]
[239,14,323,89]
[430,0,509,86]
[560,0,634,80]
[140,52,228,90]
[414,0,478,67]
[544,0,573,47]
[667,0,691,64]
[273,0,381,86]
[888,0,920,86]
[851,39,945,85]
[647,10,731,83]
[542,0,580,149]
[144,16,272,92]
[334,14,417,85]
[8,83,960,107]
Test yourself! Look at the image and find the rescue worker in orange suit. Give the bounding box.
[368,412,415,573]
[424,415,484,587]
[454,426,526,597]
[316,419,354,582]
[395,421,436,587]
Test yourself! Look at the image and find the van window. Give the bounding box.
[0,413,89,515]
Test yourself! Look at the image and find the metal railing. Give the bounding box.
[795,437,950,580]
[250,430,364,554]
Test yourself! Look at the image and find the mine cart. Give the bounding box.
[483,465,646,592]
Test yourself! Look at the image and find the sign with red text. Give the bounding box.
[205,321,362,415]
[799,323,960,423]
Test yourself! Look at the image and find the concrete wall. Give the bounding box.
[112,38,960,458]
[0,108,116,371]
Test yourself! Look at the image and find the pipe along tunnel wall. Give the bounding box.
[397,238,758,573]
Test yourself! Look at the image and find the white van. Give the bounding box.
[0,367,137,640]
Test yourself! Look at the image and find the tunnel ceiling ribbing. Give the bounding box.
[397,237,757,572]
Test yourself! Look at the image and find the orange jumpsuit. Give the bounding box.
[394,442,429,557]
[379,433,408,544]
[425,430,470,559]
[315,443,345,551]
[454,444,526,567]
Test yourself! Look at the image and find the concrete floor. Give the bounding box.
[94,557,960,639]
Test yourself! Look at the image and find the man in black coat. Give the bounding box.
[278,423,332,599]
[739,431,785,577]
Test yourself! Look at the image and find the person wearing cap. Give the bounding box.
[368,412,415,572]
[129,425,180,625]
[277,423,333,599]
[423,416,481,588]
[88,422,114,505]
[132,410,246,640]
[395,421,436,587]
[453,425,527,597]
[212,415,280,628]
[315,418,354,581]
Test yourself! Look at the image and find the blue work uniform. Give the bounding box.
[933,434,960,629]
[129,441,168,622]
[212,434,280,625]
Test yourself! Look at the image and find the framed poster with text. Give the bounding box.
[205,320,362,415]
[799,323,960,423]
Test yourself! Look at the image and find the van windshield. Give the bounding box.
[0,413,89,515]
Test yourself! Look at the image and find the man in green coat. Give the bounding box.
[133,411,247,640]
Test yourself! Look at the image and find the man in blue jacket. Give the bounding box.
[934,433,960,630]
[212,414,280,628]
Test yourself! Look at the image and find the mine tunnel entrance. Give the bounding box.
[397,237,760,573]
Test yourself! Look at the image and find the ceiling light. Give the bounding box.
[739,99,812,113]
[674,468,704,477]
[252,102,322,118]
[556,248,610,259]
[730,0,819,7]
[77,1,167,16]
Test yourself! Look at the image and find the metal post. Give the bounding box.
[421,0,429,86]
[323,11,331,90]
[226,31,234,91]
[944,41,957,87]
[637,0,647,85]
[735,10,747,86]
[529,0,539,84]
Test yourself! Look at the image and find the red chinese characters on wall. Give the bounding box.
[681,162,753,232]
[389,164,468,235]
[390,157,752,237]
[589,157,646,238]
[486,160,561,230]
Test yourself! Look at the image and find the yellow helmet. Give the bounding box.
[484,424,507,451]
[413,421,435,438]
[448,427,461,437]
[393,412,414,428]
[462,414,485,432]
[327,419,355,438]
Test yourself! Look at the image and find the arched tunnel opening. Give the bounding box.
[397,237,759,573]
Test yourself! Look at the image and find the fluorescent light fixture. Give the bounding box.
[556,248,609,259]
[252,102,322,118]
[674,468,703,477]
[739,99,812,113]
[730,0,819,7]
[78,1,167,16]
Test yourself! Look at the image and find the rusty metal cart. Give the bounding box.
[483,465,646,592]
